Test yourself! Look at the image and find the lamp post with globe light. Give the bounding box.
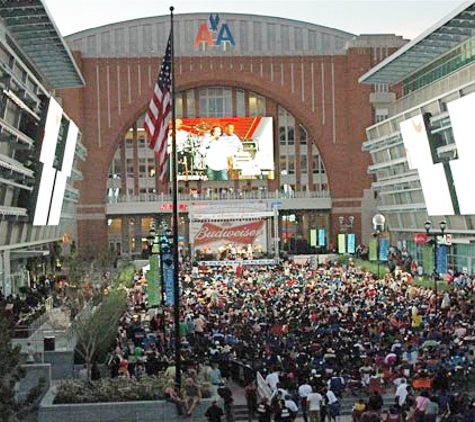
[372,214,386,279]
[424,220,447,315]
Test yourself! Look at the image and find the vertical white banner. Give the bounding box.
[400,115,454,216]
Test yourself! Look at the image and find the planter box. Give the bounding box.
[39,387,214,422]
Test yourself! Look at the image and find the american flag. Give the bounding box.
[144,34,172,181]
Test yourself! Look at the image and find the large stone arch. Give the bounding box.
[98,72,329,203]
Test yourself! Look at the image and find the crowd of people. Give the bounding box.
[105,258,475,420]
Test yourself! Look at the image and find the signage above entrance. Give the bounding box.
[194,14,235,51]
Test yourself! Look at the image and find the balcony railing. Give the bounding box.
[107,189,330,203]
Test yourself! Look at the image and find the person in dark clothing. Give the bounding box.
[205,400,225,422]
[367,391,384,413]
[218,382,235,422]
[244,380,258,422]
[276,399,293,422]
[256,397,272,422]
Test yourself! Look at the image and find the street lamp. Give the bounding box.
[372,214,386,279]
[338,216,354,254]
[338,216,355,232]
[424,220,447,315]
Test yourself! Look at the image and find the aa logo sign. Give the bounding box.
[194,14,235,51]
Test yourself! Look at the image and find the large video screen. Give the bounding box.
[400,90,475,216]
[31,97,80,226]
[172,117,274,181]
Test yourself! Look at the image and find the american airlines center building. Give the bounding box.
[59,13,406,259]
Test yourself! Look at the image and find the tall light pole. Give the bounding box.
[372,214,386,279]
[424,220,447,315]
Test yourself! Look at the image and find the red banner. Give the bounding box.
[194,220,264,246]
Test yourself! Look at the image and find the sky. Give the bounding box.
[42,0,468,40]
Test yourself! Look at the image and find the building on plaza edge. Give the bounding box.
[58,12,407,260]
[360,1,475,274]
[0,0,85,295]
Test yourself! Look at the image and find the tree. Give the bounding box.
[0,312,24,422]
[0,311,45,422]
[73,289,127,379]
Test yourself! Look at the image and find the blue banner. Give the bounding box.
[162,252,175,306]
[436,245,448,274]
[347,234,356,254]
[378,238,389,262]
[318,229,326,246]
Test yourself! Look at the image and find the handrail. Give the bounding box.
[107,189,330,204]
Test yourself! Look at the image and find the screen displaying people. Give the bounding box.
[167,117,274,181]
[199,125,233,181]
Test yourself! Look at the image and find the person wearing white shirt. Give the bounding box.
[284,395,299,418]
[298,380,313,422]
[326,389,340,422]
[265,370,280,392]
[395,379,409,407]
[307,387,323,422]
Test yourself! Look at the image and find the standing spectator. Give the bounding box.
[423,396,438,422]
[326,387,341,422]
[299,378,313,422]
[276,399,293,422]
[266,368,280,393]
[244,380,258,422]
[218,382,235,422]
[284,395,299,420]
[367,390,384,414]
[306,385,323,422]
[205,400,225,422]
[256,397,272,422]
[208,362,224,396]
[394,378,410,409]
[414,391,430,422]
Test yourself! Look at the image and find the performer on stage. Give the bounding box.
[200,126,234,181]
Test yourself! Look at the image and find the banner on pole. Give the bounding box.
[369,238,377,261]
[147,254,161,306]
[338,234,346,254]
[162,251,175,306]
[318,228,326,246]
[378,238,389,262]
[347,234,356,254]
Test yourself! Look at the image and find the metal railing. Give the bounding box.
[107,189,330,204]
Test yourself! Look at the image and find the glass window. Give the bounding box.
[299,125,307,145]
[198,87,232,117]
[126,159,134,178]
[236,90,245,116]
[249,92,266,116]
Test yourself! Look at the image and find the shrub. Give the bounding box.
[53,376,168,404]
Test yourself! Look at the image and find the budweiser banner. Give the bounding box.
[191,220,267,252]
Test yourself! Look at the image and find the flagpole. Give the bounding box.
[169,5,181,393]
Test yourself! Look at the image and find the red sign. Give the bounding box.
[414,233,428,244]
[194,221,264,246]
[160,203,188,211]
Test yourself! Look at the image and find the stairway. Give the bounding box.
[233,394,394,421]
[234,403,249,422]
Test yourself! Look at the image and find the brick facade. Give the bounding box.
[58,19,404,253]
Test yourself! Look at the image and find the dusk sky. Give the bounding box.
[43,0,467,40]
